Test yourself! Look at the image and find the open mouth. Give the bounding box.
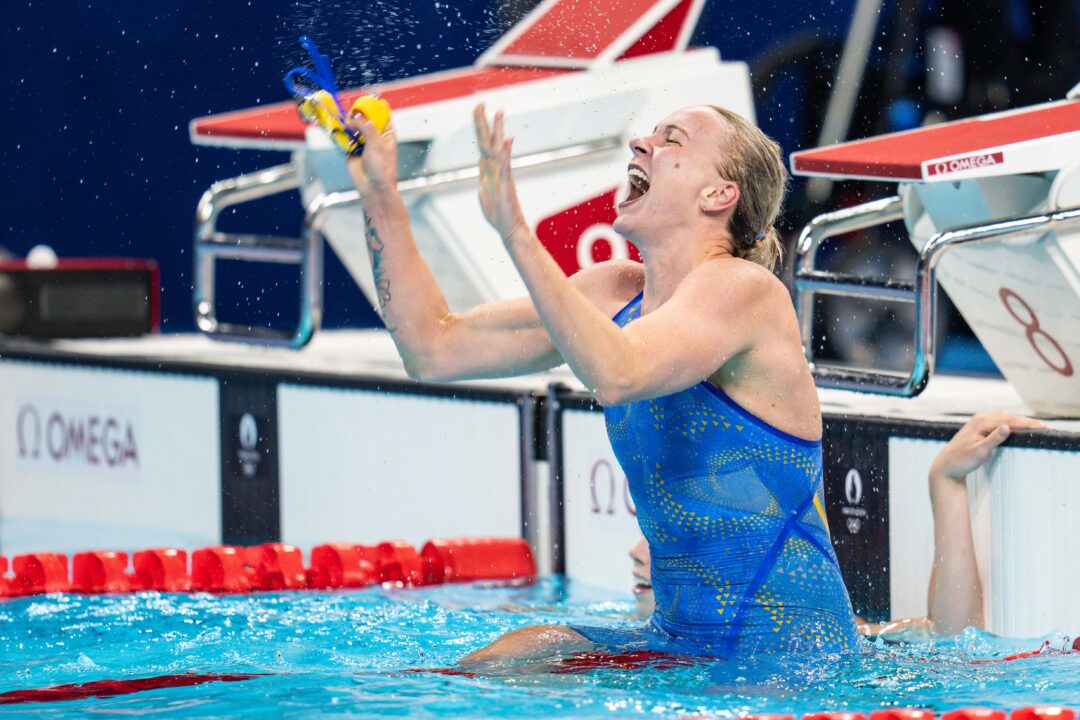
[621,165,651,207]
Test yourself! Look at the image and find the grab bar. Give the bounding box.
[193,163,320,348]
[192,136,621,348]
[794,198,1080,396]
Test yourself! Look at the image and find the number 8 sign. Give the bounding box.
[998,287,1074,377]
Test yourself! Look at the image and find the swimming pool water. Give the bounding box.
[2,577,1079,718]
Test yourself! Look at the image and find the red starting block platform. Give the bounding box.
[791,100,1080,182]
[189,0,704,150]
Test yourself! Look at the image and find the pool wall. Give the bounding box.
[2,342,1079,637]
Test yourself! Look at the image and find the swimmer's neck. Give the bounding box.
[637,230,736,312]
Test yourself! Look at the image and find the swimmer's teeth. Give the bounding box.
[628,167,650,196]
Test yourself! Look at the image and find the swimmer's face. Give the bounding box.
[630,537,654,617]
[614,107,739,243]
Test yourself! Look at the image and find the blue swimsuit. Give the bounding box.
[573,292,859,658]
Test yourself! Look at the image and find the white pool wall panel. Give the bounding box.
[0,360,221,555]
[277,384,523,550]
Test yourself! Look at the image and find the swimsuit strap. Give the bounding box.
[723,488,837,654]
[612,291,644,326]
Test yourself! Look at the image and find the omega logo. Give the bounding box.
[589,459,636,517]
[927,151,1003,176]
[16,403,139,468]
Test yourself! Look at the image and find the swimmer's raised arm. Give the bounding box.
[474,105,776,405]
[926,411,1043,635]
[345,113,641,381]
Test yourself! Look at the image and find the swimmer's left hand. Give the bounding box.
[473,104,528,246]
[929,411,1044,486]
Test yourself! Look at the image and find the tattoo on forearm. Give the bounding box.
[376,278,392,306]
[365,213,385,253]
[364,212,397,332]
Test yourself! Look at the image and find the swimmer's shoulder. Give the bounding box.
[687,256,788,311]
[570,259,645,316]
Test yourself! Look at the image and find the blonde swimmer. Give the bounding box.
[347,103,857,669]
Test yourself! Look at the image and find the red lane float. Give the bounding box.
[133,548,190,592]
[804,713,867,720]
[421,537,535,584]
[2,537,535,596]
[307,543,376,589]
[72,551,132,594]
[737,713,1079,720]
[190,546,250,593]
[872,711,935,720]
[970,641,1052,664]
[374,541,425,586]
[943,711,1007,720]
[1013,709,1077,720]
[11,553,69,595]
[246,543,307,591]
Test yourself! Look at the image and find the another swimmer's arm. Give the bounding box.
[346,113,631,380]
[926,412,1042,635]
[474,106,764,404]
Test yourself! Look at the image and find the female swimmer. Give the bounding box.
[346,103,858,668]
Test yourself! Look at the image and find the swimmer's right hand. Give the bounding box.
[345,112,398,195]
[929,411,1043,484]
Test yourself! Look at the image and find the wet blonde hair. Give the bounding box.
[707,106,788,273]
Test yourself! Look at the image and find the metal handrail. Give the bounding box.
[305,137,624,223]
[195,164,299,241]
[794,196,905,351]
[795,271,915,303]
[193,163,324,348]
[192,137,624,348]
[794,199,1080,396]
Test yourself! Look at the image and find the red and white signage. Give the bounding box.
[790,100,1080,181]
[901,172,1080,415]
[925,151,1004,177]
[536,189,641,276]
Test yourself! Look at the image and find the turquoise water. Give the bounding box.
[1,578,1078,718]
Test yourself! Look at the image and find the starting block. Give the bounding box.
[791,98,1080,415]
[188,0,752,348]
